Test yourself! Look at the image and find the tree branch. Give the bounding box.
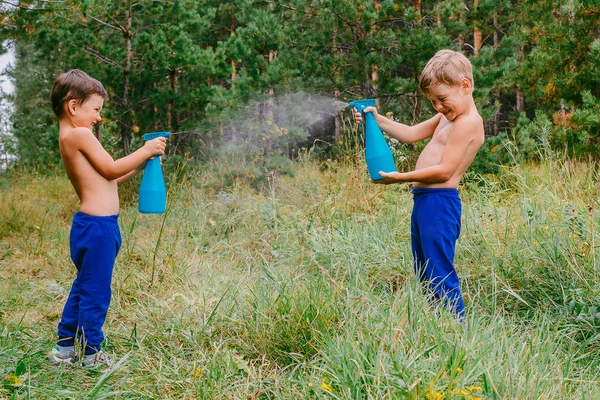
[88,14,124,33]
[82,46,123,70]
[258,1,297,11]
[1,0,67,11]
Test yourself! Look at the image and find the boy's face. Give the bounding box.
[425,79,471,121]
[67,93,104,129]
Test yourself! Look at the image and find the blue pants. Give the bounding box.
[411,188,464,317]
[57,212,121,354]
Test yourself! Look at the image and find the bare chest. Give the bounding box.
[430,119,452,145]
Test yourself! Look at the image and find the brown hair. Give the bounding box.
[51,69,107,118]
[419,50,474,94]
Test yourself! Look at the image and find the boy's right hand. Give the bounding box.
[354,106,379,124]
[144,137,167,158]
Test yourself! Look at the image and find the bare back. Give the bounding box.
[413,109,484,189]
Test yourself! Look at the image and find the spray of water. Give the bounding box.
[218,92,349,149]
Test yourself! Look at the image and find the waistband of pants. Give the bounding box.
[411,188,459,198]
[74,211,119,223]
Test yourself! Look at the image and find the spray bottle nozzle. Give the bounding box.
[144,131,171,141]
[348,99,376,112]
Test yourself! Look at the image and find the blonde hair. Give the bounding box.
[419,50,474,94]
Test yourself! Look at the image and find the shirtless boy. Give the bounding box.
[49,69,166,366]
[356,50,484,317]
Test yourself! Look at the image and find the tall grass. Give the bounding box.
[1,156,599,398]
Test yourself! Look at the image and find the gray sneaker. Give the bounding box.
[73,351,112,368]
[48,347,75,365]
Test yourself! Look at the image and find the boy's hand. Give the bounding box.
[354,106,379,124]
[353,107,362,124]
[144,137,167,158]
[371,171,402,184]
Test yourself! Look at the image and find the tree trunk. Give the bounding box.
[86,4,134,154]
[493,11,499,135]
[153,81,159,130]
[168,67,180,153]
[473,0,482,55]
[516,88,524,112]
[333,28,341,139]
[168,68,179,133]
[371,66,379,94]
[369,1,381,99]
[230,17,237,88]
[458,7,465,50]
[231,60,237,87]
[94,123,102,142]
[516,47,525,112]
[121,7,132,155]
[262,50,276,156]
[413,0,421,17]
[493,11,499,49]
[228,18,237,141]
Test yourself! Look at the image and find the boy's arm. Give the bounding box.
[116,162,145,185]
[361,107,442,144]
[375,118,477,184]
[67,127,165,181]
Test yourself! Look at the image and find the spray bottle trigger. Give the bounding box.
[348,99,376,125]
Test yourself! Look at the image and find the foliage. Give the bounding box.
[1,1,599,168]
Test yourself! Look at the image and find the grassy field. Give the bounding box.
[1,155,600,399]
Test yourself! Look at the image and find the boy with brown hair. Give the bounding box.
[356,49,484,317]
[48,69,167,366]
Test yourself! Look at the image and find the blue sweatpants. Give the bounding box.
[411,188,464,317]
[57,212,121,355]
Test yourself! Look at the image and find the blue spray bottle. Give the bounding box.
[348,99,396,181]
[138,131,171,214]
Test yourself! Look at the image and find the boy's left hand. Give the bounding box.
[371,171,403,184]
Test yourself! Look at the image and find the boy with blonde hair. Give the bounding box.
[356,49,484,317]
[49,69,167,366]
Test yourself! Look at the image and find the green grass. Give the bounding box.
[1,156,599,399]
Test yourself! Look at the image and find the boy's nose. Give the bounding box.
[434,104,445,112]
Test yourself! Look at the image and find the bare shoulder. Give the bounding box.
[453,112,484,144]
[60,127,99,153]
[60,126,94,144]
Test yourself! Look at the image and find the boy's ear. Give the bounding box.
[67,99,79,116]
[461,78,472,94]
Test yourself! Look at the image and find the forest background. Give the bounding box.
[1,0,599,170]
[1,0,600,399]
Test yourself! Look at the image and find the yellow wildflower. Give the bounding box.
[425,391,444,400]
[456,367,462,373]
[6,373,22,386]
[308,382,313,387]
[195,367,202,377]
[320,381,333,393]
[132,125,140,133]
[469,385,483,392]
